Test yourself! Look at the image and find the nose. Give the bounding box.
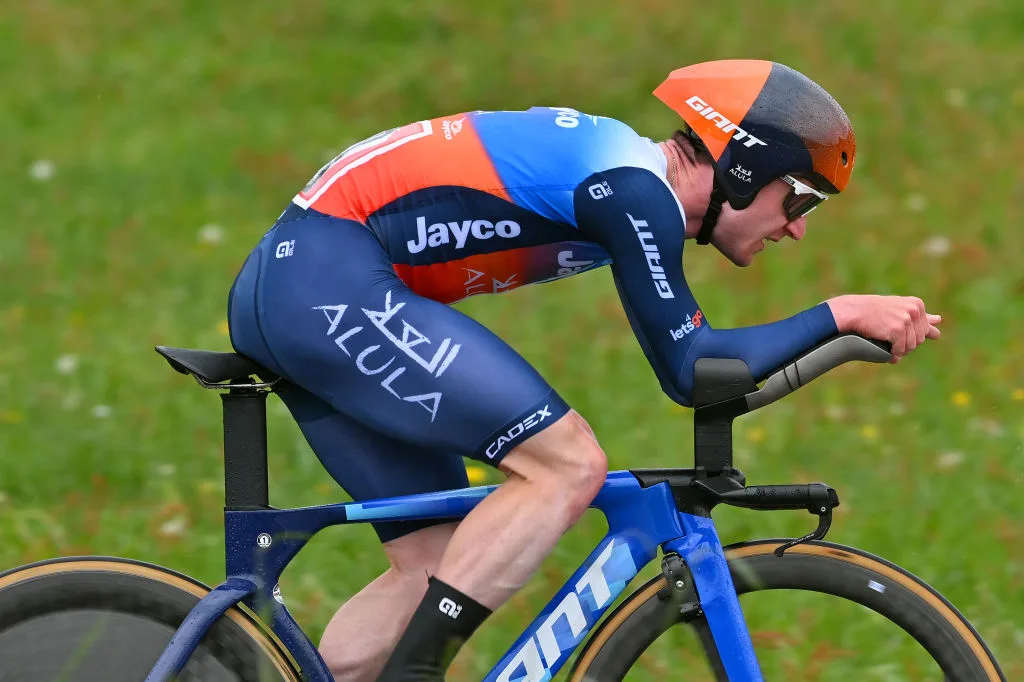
[785,216,808,241]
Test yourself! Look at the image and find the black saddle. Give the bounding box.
[155,346,279,385]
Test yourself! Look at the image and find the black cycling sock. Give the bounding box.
[377,576,492,682]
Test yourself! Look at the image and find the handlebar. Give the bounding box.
[693,334,892,414]
[744,335,892,411]
[717,483,839,513]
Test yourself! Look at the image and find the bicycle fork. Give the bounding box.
[662,513,766,682]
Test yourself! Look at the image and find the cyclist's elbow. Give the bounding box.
[661,380,693,409]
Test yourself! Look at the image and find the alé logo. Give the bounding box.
[438,597,462,619]
[494,541,632,682]
[685,95,768,149]
[556,250,595,277]
[407,216,521,254]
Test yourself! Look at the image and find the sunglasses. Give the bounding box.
[781,175,829,221]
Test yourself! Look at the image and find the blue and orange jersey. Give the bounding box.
[288,107,838,405]
[292,108,656,303]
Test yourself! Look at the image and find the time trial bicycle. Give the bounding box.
[0,334,1006,680]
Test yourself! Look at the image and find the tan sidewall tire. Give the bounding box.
[0,556,302,681]
[569,540,1004,682]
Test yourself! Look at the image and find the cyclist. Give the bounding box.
[227,59,941,681]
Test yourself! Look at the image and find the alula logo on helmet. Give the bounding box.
[685,96,768,149]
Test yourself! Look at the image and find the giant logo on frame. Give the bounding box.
[494,540,635,682]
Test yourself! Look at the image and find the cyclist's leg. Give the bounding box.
[376,411,607,682]
[433,409,607,608]
[269,384,465,681]
[322,524,458,682]
[342,411,609,682]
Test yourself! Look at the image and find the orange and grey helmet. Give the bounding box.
[654,60,856,244]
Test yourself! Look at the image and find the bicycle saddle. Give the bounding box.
[155,346,278,384]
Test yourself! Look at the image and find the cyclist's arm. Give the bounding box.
[573,166,837,406]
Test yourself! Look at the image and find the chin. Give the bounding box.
[729,251,754,267]
[712,240,753,267]
[712,244,753,266]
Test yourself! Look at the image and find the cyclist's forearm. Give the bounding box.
[672,302,838,402]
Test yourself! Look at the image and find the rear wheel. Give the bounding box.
[569,540,1004,681]
[0,556,302,681]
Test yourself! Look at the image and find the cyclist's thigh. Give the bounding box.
[232,212,570,465]
[275,382,467,543]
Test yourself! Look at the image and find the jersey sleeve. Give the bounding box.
[573,166,838,407]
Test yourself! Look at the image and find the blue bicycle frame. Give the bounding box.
[143,470,763,682]
[148,335,893,681]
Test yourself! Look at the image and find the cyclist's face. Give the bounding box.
[711,179,809,267]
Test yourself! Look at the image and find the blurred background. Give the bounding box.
[2,0,1021,678]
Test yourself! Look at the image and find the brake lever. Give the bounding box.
[774,507,833,558]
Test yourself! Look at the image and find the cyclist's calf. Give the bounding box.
[318,522,458,681]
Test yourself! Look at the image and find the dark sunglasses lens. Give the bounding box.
[784,191,825,220]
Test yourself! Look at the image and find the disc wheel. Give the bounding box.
[0,556,302,681]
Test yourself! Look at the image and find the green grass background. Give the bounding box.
[1,0,1022,678]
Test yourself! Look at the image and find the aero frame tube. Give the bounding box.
[664,513,764,681]
[149,474,693,682]
[483,472,684,682]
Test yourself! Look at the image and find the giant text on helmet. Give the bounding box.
[685,96,768,149]
[627,213,674,299]
[407,216,521,254]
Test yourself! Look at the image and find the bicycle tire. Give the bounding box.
[0,556,302,682]
[569,540,1005,682]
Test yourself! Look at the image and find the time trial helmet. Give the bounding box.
[654,60,855,243]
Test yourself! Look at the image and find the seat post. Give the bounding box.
[221,383,270,509]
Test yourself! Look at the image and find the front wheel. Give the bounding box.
[569,540,1004,681]
[0,556,302,681]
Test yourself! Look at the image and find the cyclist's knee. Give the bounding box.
[501,410,607,510]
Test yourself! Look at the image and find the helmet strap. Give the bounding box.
[696,182,728,245]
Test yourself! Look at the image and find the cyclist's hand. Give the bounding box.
[826,295,942,363]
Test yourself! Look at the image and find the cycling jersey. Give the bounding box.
[288,106,837,406]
